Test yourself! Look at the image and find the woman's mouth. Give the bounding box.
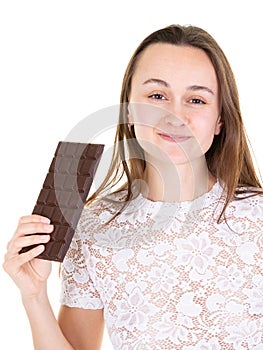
[158,133,191,143]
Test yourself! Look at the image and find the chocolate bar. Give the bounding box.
[20,141,104,262]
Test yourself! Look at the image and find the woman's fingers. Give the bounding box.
[3,215,53,298]
[5,234,51,260]
[15,221,54,237]
[18,214,50,225]
[3,245,46,276]
[17,244,46,265]
[3,245,45,282]
[5,216,54,259]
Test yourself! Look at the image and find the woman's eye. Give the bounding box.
[149,93,166,100]
[189,98,205,104]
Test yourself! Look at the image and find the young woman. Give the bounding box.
[3,25,263,349]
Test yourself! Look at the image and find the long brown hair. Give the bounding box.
[88,24,262,221]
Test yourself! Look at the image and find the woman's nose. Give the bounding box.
[164,103,189,127]
[164,110,188,127]
[164,114,185,127]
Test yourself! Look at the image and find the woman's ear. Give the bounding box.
[214,115,223,135]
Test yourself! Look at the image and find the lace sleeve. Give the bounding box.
[59,210,104,309]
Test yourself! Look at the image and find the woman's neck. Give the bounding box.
[142,156,216,202]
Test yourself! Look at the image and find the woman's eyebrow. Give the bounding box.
[142,79,215,95]
[187,85,215,95]
[142,78,170,87]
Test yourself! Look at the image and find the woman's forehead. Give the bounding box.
[132,43,218,91]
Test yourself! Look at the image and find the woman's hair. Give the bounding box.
[88,24,262,221]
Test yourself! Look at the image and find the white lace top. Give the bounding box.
[60,182,263,349]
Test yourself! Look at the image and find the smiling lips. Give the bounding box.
[158,132,191,143]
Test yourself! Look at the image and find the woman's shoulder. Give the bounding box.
[88,190,128,209]
[229,189,263,221]
[72,191,128,242]
[80,190,128,223]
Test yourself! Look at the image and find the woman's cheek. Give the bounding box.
[133,124,153,143]
[192,124,217,154]
[129,102,166,128]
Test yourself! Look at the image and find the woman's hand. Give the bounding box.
[3,214,54,300]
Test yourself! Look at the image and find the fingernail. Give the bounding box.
[41,217,50,224]
[44,224,53,232]
[40,235,50,241]
[36,245,45,253]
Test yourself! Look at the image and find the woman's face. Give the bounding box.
[128,43,221,165]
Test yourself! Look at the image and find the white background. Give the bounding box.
[0,0,262,348]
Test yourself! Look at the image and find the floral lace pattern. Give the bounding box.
[60,182,263,349]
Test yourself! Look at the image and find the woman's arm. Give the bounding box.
[58,306,104,350]
[22,296,104,350]
[3,215,74,349]
[3,215,105,349]
[22,293,75,350]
